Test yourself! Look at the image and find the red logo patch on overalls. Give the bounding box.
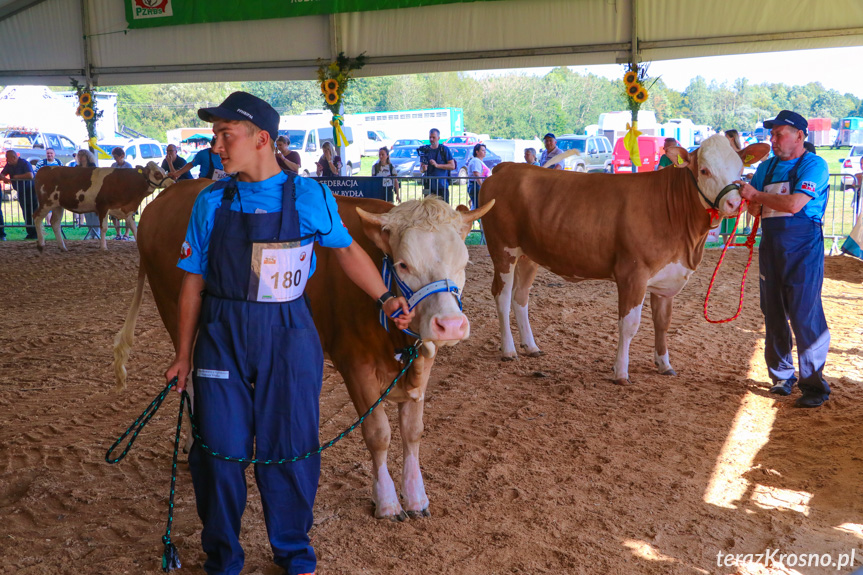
[300,252,307,262]
[180,240,192,259]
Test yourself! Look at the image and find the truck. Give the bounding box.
[0,127,80,170]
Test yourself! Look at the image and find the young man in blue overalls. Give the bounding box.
[164,92,413,575]
[739,110,831,408]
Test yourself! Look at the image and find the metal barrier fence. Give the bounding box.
[3,174,859,247]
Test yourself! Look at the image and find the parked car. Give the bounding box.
[401,144,502,182]
[839,144,863,176]
[96,138,166,168]
[388,146,419,173]
[391,139,424,151]
[0,127,79,170]
[612,135,666,173]
[444,135,481,146]
[278,113,361,176]
[555,135,613,172]
[363,129,393,155]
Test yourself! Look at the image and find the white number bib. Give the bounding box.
[249,241,313,303]
[762,181,793,218]
[212,168,230,181]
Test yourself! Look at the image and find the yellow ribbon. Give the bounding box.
[330,115,348,149]
[623,121,642,168]
[88,136,112,160]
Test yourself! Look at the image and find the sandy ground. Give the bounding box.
[1,240,862,575]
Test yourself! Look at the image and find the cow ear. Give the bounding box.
[356,207,392,254]
[665,146,691,168]
[459,199,495,240]
[739,143,771,167]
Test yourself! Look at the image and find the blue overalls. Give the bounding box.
[758,153,831,400]
[188,175,323,575]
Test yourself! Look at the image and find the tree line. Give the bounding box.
[101,67,863,142]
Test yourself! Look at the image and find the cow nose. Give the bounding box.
[724,195,741,215]
[431,315,469,341]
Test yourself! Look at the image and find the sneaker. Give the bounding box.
[114,235,125,240]
[769,380,795,396]
[794,394,828,408]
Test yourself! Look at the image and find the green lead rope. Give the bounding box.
[106,343,420,573]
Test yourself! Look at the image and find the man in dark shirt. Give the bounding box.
[1,150,36,239]
[161,144,193,180]
[420,128,455,203]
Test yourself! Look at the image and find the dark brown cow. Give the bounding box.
[113,179,492,519]
[33,162,171,251]
[480,135,770,384]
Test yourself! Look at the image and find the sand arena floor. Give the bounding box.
[1,240,862,575]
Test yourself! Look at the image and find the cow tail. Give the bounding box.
[112,264,146,391]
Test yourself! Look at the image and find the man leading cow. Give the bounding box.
[738,110,831,408]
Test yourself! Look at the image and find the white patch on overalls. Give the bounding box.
[197,368,229,379]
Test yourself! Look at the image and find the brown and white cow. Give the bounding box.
[480,134,770,384]
[33,162,172,251]
[112,179,492,520]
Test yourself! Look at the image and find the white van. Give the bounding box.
[278,112,361,176]
[95,137,165,168]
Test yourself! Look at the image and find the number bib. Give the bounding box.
[249,241,313,302]
[762,181,794,218]
[212,168,230,181]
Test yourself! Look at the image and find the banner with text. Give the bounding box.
[312,176,388,202]
[127,0,495,29]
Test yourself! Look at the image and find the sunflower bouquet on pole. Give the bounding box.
[622,65,651,169]
[70,77,110,159]
[316,52,366,150]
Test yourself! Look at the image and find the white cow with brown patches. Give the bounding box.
[480,135,770,384]
[33,162,172,251]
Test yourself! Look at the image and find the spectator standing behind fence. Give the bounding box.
[316,141,342,177]
[538,133,564,169]
[35,148,63,171]
[162,144,193,181]
[466,143,490,209]
[725,129,743,152]
[170,137,227,180]
[71,149,101,239]
[1,150,36,240]
[275,135,302,175]
[372,146,400,203]
[738,110,831,408]
[110,147,135,241]
[657,138,680,170]
[420,128,455,203]
[524,148,540,166]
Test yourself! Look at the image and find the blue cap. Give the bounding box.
[198,91,280,141]
[543,133,556,141]
[763,110,808,134]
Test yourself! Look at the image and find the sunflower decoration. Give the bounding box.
[316,52,366,116]
[623,70,639,87]
[79,92,92,106]
[621,63,657,168]
[69,77,103,141]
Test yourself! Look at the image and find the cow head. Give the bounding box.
[666,135,770,217]
[357,197,494,358]
[140,161,174,191]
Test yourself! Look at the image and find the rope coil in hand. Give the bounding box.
[703,205,760,324]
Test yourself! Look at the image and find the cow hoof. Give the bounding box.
[406,508,431,519]
[36,244,43,253]
[613,378,633,386]
[527,350,544,358]
[501,355,517,362]
[388,510,408,522]
[660,368,677,376]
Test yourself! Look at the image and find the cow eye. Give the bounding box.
[700,168,710,176]
[398,262,409,272]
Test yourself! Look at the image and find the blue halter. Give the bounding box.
[379,254,463,340]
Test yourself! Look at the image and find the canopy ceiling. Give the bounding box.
[1,0,863,86]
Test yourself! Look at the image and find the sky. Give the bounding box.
[474,46,863,98]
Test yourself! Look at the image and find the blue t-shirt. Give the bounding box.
[751,152,829,223]
[35,159,62,170]
[424,145,454,187]
[1,157,35,193]
[178,171,354,280]
[191,149,224,178]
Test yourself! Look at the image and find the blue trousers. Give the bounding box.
[190,297,323,575]
[759,217,831,398]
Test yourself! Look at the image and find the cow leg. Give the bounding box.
[125,214,138,239]
[361,406,405,520]
[512,256,542,357]
[614,277,647,385]
[398,399,430,518]
[492,256,518,360]
[49,207,66,251]
[650,293,677,376]
[99,212,109,250]
[33,205,48,252]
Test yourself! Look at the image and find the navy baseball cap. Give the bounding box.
[763,110,808,134]
[198,91,280,141]
[543,133,556,140]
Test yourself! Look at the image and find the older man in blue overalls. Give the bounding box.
[164,92,413,575]
[739,110,831,408]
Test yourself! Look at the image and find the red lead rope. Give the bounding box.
[703,204,761,324]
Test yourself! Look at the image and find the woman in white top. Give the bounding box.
[371,146,401,203]
[466,143,489,209]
